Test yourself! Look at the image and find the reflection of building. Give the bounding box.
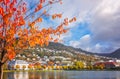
[14,72,29,79]
[8,60,29,70]
[3,72,14,79]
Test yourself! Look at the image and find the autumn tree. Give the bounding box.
[74,61,85,69]
[0,0,76,78]
[15,64,20,70]
[22,65,26,70]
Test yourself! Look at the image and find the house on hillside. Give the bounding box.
[104,62,119,68]
[108,59,120,65]
[94,61,120,69]
[8,60,29,70]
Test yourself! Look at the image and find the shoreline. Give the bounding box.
[3,69,120,72]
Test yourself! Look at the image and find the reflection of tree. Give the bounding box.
[4,71,68,79]
[4,72,15,79]
[3,72,8,79]
[16,73,19,79]
[14,72,20,79]
[28,72,41,79]
[42,71,67,79]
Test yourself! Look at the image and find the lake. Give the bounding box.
[3,71,120,79]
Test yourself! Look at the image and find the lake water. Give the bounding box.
[3,71,120,79]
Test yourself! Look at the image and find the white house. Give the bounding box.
[8,59,29,70]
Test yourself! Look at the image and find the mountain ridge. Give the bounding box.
[45,42,95,55]
[107,48,120,59]
[46,42,120,59]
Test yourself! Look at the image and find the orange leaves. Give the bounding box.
[22,2,27,13]
[29,22,35,28]
[7,48,15,60]
[17,39,28,49]
[0,0,77,62]
[13,8,16,11]
[0,0,3,2]
[49,1,53,4]
[35,3,42,12]
[6,28,16,43]
[27,27,54,47]
[8,0,18,13]
[3,13,12,25]
[19,20,25,26]
[43,10,46,14]
[59,1,62,4]
[38,3,42,10]
[9,2,14,9]
[28,18,43,28]
[22,7,27,13]
[40,0,45,3]
[63,18,69,26]
[8,52,15,60]
[63,29,68,33]
[17,29,22,37]
[54,38,58,43]
[63,17,77,26]
[52,15,56,19]
[0,7,4,16]
[29,40,36,47]
[18,16,25,26]
[69,17,76,23]
[17,29,28,40]
[9,0,17,11]
[45,41,49,46]
[52,14,62,19]
[0,24,2,28]
[4,0,10,5]
[37,18,42,22]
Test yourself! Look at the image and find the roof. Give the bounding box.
[8,60,29,65]
[94,61,119,66]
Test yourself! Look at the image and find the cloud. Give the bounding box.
[48,0,101,28]
[49,0,120,53]
[88,0,120,52]
[69,34,92,51]
[32,0,120,53]
[69,34,114,53]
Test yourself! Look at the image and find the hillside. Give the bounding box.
[45,42,94,55]
[16,42,108,63]
[108,48,120,59]
[47,42,120,59]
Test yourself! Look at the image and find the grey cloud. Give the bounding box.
[89,0,120,52]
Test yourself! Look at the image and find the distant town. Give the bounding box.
[5,43,120,71]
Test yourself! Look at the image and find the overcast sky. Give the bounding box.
[29,0,120,53]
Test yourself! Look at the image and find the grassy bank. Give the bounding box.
[3,69,120,73]
[3,69,63,73]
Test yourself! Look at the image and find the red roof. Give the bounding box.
[94,61,119,66]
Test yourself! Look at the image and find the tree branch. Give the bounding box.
[24,0,60,20]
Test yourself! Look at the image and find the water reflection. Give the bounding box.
[3,71,120,79]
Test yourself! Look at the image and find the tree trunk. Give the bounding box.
[0,63,3,79]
